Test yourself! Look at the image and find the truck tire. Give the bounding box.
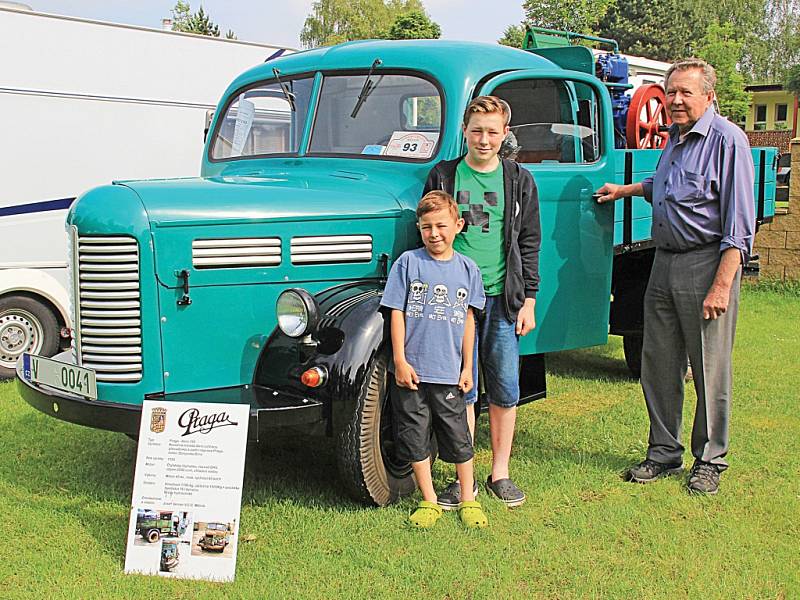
[336,353,417,506]
[623,333,643,379]
[0,295,60,379]
[146,529,160,543]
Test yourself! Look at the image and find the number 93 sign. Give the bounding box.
[384,131,439,159]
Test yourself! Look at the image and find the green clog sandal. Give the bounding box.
[409,500,443,528]
[459,500,488,529]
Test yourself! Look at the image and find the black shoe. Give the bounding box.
[624,458,683,483]
[485,475,526,508]
[436,480,479,510]
[687,461,721,495]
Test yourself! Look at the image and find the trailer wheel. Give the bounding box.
[0,295,60,379]
[623,333,643,379]
[336,353,419,506]
[146,529,160,543]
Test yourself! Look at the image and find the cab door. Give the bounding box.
[477,70,616,354]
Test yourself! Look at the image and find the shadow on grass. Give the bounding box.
[546,344,636,383]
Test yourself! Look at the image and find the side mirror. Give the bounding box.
[204,110,215,143]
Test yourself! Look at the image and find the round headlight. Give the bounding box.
[276,288,320,338]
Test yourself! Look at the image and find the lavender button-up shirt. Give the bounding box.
[641,106,755,262]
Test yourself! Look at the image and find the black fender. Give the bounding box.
[254,281,388,436]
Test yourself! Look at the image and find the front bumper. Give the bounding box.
[16,352,324,442]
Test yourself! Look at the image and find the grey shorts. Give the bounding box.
[390,378,474,465]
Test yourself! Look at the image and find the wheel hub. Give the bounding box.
[0,312,38,366]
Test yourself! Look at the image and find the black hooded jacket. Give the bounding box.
[423,157,541,321]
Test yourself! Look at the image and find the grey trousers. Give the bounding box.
[641,245,741,470]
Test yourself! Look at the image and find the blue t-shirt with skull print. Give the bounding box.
[380,247,486,385]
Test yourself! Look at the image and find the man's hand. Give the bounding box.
[595,182,644,203]
[394,359,419,390]
[516,298,536,336]
[458,367,473,393]
[703,284,731,320]
[703,248,742,320]
[595,183,623,203]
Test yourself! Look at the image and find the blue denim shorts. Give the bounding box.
[464,295,520,408]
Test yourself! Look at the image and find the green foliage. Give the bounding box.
[171,1,236,39]
[522,0,615,34]
[785,64,800,95]
[596,0,695,62]
[498,23,526,48]
[747,0,800,82]
[300,0,435,48]
[695,23,752,120]
[386,9,440,39]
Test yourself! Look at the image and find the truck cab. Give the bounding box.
[16,39,776,506]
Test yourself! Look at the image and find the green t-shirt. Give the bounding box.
[453,160,506,295]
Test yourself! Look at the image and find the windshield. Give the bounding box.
[210,76,314,160]
[309,73,442,160]
[210,71,442,162]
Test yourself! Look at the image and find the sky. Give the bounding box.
[24,1,527,49]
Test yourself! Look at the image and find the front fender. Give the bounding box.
[255,282,388,435]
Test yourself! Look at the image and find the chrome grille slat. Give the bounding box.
[74,234,142,382]
[192,237,282,269]
[81,300,140,309]
[81,326,141,335]
[291,235,373,265]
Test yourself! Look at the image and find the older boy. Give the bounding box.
[424,96,541,508]
[380,190,487,528]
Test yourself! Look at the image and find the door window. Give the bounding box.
[490,79,601,164]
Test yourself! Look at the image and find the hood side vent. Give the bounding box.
[192,237,281,269]
[290,235,372,265]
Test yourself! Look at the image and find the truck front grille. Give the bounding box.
[192,237,281,269]
[290,235,372,265]
[75,235,142,382]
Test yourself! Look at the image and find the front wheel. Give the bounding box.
[0,295,60,379]
[146,529,160,543]
[335,353,417,506]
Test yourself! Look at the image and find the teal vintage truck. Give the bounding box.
[16,35,776,506]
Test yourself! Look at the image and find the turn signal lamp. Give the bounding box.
[300,366,327,388]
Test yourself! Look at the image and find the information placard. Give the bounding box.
[123,401,249,582]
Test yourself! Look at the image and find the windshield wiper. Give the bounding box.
[272,67,296,112]
[350,58,382,119]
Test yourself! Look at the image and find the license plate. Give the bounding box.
[22,354,97,400]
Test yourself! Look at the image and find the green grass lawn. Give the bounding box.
[1,282,798,599]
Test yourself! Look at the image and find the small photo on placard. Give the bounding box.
[383,131,439,159]
[192,520,236,558]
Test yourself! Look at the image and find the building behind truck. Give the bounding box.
[0,5,291,377]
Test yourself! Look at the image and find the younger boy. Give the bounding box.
[380,190,487,528]
[424,96,541,509]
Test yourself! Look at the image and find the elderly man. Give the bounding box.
[597,58,755,495]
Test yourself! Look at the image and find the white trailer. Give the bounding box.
[0,6,291,377]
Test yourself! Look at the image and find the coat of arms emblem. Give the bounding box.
[150,407,167,433]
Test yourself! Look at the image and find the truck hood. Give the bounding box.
[117,169,419,291]
[118,170,409,226]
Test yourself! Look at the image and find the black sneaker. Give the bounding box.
[436,480,479,510]
[485,476,526,508]
[687,461,721,495]
[624,458,683,483]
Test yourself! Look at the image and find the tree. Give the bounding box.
[387,9,441,39]
[498,23,526,48]
[695,23,752,120]
[747,0,800,82]
[785,64,800,96]
[171,2,236,39]
[300,0,429,48]
[522,0,615,35]
[596,0,697,62]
